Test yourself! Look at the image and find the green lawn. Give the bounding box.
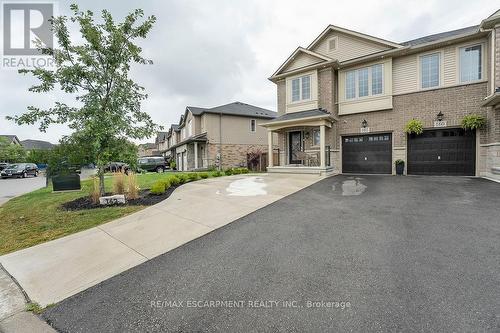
[0,171,227,255]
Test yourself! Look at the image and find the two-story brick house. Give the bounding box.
[159,102,276,171]
[263,9,500,180]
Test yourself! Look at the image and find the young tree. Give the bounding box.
[8,4,159,195]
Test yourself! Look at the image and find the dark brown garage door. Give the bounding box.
[342,133,392,174]
[407,128,475,176]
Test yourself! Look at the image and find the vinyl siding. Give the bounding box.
[312,31,389,61]
[282,52,324,73]
[203,113,269,145]
[393,37,488,95]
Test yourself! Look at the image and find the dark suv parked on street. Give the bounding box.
[137,157,168,173]
[1,163,39,178]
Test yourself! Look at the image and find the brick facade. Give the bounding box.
[207,143,270,169]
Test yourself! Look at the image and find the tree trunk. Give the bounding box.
[98,166,105,196]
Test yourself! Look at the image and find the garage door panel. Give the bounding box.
[408,128,475,176]
[342,133,392,174]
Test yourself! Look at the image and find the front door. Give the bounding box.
[288,131,302,164]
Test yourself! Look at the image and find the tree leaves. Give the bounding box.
[9,4,160,170]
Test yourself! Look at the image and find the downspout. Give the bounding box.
[479,26,495,96]
[219,112,222,171]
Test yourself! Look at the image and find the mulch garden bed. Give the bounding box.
[61,186,179,211]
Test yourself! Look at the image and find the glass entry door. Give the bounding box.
[288,131,302,164]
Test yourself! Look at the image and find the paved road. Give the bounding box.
[43,175,500,332]
[0,176,46,206]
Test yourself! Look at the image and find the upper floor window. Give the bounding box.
[460,45,482,83]
[291,75,311,102]
[250,119,256,132]
[345,64,384,100]
[358,68,369,97]
[420,53,440,89]
[346,71,356,99]
[371,64,383,95]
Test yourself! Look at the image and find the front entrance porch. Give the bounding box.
[260,109,336,175]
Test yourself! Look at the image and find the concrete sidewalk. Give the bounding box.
[0,173,323,307]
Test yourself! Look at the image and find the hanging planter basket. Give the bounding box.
[404,119,424,135]
[461,114,486,131]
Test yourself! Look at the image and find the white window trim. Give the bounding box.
[344,63,385,101]
[458,42,485,84]
[327,36,338,52]
[417,50,444,91]
[250,119,256,132]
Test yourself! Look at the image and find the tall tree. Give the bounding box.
[8,4,159,195]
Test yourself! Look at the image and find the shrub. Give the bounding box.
[225,168,233,176]
[461,114,486,130]
[238,167,249,174]
[404,119,424,135]
[113,171,126,194]
[127,172,139,200]
[170,160,176,170]
[89,176,100,204]
[232,168,242,175]
[150,181,166,195]
[169,175,180,186]
[187,172,199,181]
[161,179,171,190]
[207,165,218,172]
[176,174,188,183]
[213,170,222,177]
[199,172,209,179]
[395,159,405,166]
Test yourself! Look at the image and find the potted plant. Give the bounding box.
[404,119,424,135]
[395,159,405,175]
[461,114,486,131]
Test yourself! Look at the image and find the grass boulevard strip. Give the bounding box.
[0,169,248,255]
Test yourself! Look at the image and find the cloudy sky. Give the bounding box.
[0,0,497,143]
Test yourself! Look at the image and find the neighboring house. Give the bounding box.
[20,139,54,151]
[0,135,22,146]
[159,102,276,171]
[138,143,159,157]
[263,9,500,180]
[155,132,169,156]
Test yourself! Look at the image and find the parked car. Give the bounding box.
[104,162,129,173]
[137,156,168,173]
[1,163,38,179]
[0,163,9,171]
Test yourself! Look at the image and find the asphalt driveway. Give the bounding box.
[43,175,500,332]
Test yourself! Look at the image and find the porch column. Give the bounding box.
[194,142,198,170]
[267,130,273,167]
[320,125,326,168]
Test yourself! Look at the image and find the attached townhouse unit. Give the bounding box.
[157,102,276,171]
[263,9,500,180]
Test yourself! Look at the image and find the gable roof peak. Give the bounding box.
[307,24,403,51]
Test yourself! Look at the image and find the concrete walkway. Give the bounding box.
[0,266,55,333]
[0,173,322,307]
